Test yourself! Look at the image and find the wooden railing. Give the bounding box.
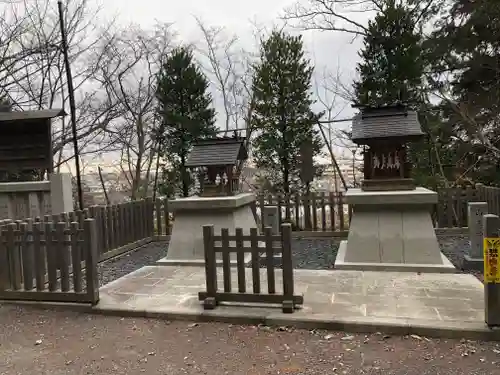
[0,218,99,304]
[198,224,303,313]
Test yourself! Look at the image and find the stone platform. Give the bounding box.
[94,266,499,340]
[160,193,257,266]
[337,188,455,272]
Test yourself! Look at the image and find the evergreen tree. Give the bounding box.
[156,47,217,197]
[353,2,426,106]
[251,30,323,194]
[352,1,448,187]
[431,0,500,185]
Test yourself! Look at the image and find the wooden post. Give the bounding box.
[281,223,294,313]
[483,214,500,326]
[155,199,163,236]
[202,225,217,309]
[84,218,100,305]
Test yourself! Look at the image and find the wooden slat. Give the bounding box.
[33,222,45,291]
[221,228,231,293]
[198,291,304,305]
[106,206,114,251]
[70,222,83,293]
[20,221,34,291]
[320,192,326,231]
[250,227,260,294]
[212,233,281,242]
[235,228,246,293]
[264,227,275,294]
[45,222,57,292]
[0,290,93,303]
[155,199,163,235]
[329,192,336,231]
[57,222,70,292]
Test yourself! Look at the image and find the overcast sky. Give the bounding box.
[81,0,372,170]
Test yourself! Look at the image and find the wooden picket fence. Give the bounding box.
[198,224,303,313]
[152,188,490,234]
[0,218,99,304]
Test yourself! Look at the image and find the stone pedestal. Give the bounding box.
[157,193,257,266]
[463,202,488,271]
[334,188,456,273]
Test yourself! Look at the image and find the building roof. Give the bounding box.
[351,105,424,143]
[185,137,248,167]
[0,109,66,123]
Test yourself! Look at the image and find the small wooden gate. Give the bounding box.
[198,224,303,313]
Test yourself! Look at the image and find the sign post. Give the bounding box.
[483,214,500,326]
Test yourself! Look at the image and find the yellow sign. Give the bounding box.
[484,238,500,283]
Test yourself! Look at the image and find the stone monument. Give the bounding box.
[463,201,488,270]
[334,103,455,272]
[158,136,257,266]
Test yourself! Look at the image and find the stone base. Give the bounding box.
[163,193,259,266]
[462,254,485,272]
[339,188,455,272]
[361,178,415,192]
[335,241,456,273]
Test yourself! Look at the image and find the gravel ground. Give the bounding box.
[96,236,477,287]
[98,241,169,286]
[1,305,499,375]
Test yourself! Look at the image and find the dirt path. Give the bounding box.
[1,304,499,375]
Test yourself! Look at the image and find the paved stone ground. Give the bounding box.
[2,304,500,375]
[96,266,490,339]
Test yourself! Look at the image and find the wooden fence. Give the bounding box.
[87,198,155,261]
[0,218,99,304]
[198,224,304,313]
[152,188,489,235]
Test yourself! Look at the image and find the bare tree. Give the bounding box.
[95,23,175,200]
[194,19,259,191]
[0,0,118,172]
[282,0,440,36]
[194,18,256,134]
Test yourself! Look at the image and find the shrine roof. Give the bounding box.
[0,109,65,123]
[351,106,424,143]
[185,137,248,167]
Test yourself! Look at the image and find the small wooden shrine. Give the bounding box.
[351,103,424,191]
[0,106,65,174]
[185,136,248,197]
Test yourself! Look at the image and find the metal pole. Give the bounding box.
[58,0,84,210]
